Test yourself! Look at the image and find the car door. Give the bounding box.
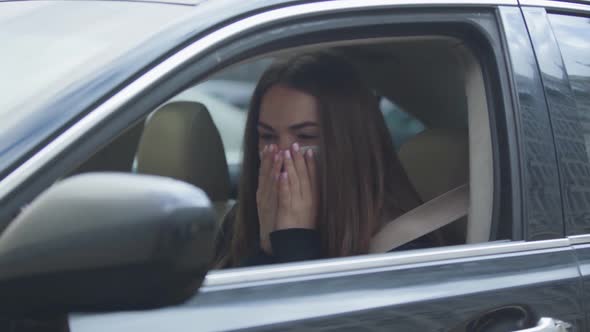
[520,1,590,329]
[64,1,584,331]
[71,244,582,331]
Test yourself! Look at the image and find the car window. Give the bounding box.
[190,51,472,267]
[73,37,493,269]
[548,14,590,154]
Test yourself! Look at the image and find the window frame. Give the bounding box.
[203,238,570,287]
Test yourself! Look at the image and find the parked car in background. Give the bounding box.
[195,79,255,111]
[0,0,589,331]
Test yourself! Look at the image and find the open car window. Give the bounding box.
[114,36,493,264]
[71,35,493,259]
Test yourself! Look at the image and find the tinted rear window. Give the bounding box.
[549,14,590,153]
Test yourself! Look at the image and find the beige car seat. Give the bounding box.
[398,128,469,245]
[399,129,469,201]
[370,128,469,253]
[136,101,232,219]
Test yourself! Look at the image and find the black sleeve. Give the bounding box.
[241,248,276,267]
[270,229,321,263]
[213,204,322,267]
[210,205,237,268]
[389,234,437,252]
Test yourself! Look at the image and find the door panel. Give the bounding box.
[70,241,584,331]
[521,6,590,238]
[571,236,590,331]
[499,6,564,241]
[523,5,590,330]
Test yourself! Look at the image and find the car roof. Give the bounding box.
[0,0,203,5]
[96,0,203,5]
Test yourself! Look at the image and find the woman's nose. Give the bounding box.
[278,137,295,151]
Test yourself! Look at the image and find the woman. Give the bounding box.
[213,52,436,268]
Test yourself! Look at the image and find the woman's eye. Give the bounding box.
[259,133,275,141]
[297,134,318,140]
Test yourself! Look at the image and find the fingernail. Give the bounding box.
[292,142,300,152]
[284,150,291,159]
[269,144,275,152]
[262,145,268,153]
[274,153,280,162]
[281,172,288,180]
[307,149,313,157]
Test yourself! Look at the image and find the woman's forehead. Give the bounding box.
[259,85,319,128]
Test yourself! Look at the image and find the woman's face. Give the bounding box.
[257,85,321,153]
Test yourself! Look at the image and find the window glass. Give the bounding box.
[380,98,425,149]
[549,14,590,152]
[125,42,483,270]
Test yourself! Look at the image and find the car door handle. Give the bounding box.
[513,317,572,332]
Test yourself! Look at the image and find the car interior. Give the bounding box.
[68,35,494,259]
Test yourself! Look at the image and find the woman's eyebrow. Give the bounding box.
[289,121,319,130]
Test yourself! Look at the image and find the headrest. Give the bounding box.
[398,128,468,202]
[136,101,230,201]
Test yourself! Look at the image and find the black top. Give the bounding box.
[214,205,437,268]
[239,228,437,267]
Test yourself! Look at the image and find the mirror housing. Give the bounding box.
[0,173,217,316]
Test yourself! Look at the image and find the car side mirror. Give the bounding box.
[0,173,217,316]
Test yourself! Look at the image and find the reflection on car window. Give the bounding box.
[196,80,255,111]
[200,58,273,111]
[380,98,425,149]
[548,14,590,157]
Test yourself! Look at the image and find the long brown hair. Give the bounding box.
[215,52,421,268]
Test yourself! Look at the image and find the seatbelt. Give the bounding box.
[369,184,469,253]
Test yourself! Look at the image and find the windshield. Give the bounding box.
[0,1,191,178]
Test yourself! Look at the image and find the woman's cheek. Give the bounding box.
[257,143,267,161]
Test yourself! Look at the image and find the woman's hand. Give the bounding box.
[256,144,282,254]
[276,143,318,230]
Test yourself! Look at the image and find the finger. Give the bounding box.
[283,149,300,198]
[305,148,318,198]
[259,144,277,194]
[271,152,283,182]
[278,171,291,211]
[261,152,280,204]
[265,153,282,203]
[258,144,272,189]
[292,143,311,197]
[264,169,280,237]
[256,145,268,205]
[259,152,281,242]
